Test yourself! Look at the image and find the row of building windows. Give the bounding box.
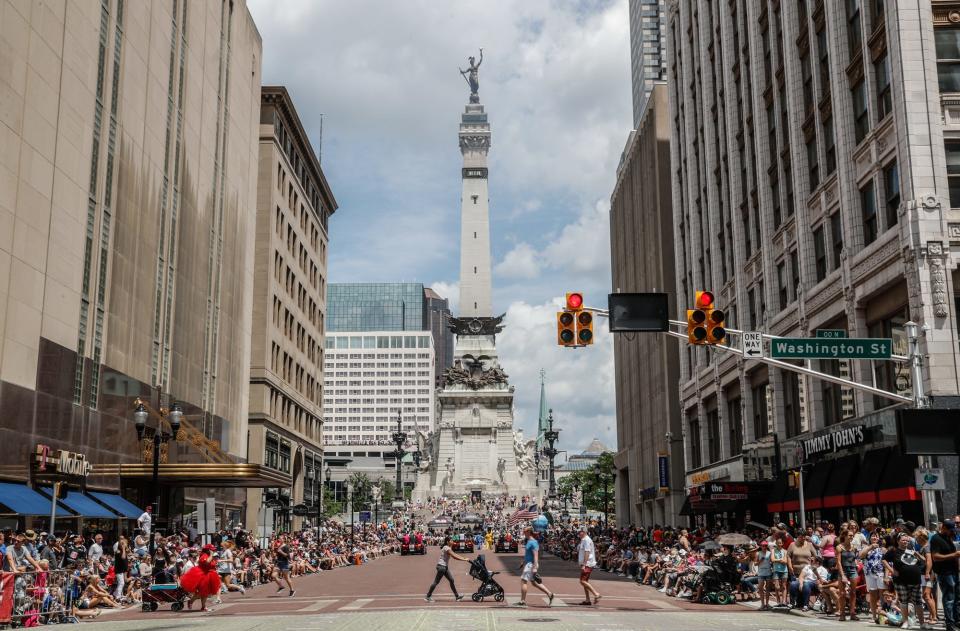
[270,341,322,407]
[268,387,321,443]
[273,251,323,331]
[274,205,325,294]
[272,296,323,369]
[274,122,328,235]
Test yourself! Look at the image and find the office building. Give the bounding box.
[0,0,271,529]
[245,86,337,533]
[327,283,426,333]
[424,287,454,385]
[667,0,960,525]
[610,84,684,527]
[628,0,667,126]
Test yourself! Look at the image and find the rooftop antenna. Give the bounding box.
[318,114,324,164]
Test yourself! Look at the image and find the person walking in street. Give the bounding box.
[577,528,601,605]
[931,520,960,631]
[273,534,296,597]
[516,527,555,607]
[424,535,468,602]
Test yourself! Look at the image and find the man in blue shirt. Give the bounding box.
[516,527,554,607]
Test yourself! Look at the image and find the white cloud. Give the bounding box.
[494,242,541,279]
[542,199,611,275]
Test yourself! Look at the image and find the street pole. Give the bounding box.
[393,411,406,501]
[797,469,806,532]
[666,432,677,527]
[49,481,59,536]
[905,321,938,526]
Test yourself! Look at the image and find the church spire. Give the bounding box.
[536,369,548,450]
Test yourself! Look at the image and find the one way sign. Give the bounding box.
[742,332,763,359]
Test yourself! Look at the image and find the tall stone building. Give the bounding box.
[610,84,684,527]
[0,0,269,528]
[628,0,667,126]
[245,87,336,534]
[668,0,960,526]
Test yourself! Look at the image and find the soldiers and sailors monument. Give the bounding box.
[412,52,540,502]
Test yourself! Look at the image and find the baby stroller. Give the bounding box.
[699,555,741,605]
[468,555,505,602]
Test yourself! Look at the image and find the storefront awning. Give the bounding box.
[820,454,859,509]
[89,491,143,519]
[850,448,890,506]
[877,450,919,504]
[767,475,788,513]
[0,482,69,516]
[91,463,292,488]
[802,460,834,510]
[39,488,117,519]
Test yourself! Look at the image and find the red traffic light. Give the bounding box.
[695,291,714,310]
[566,292,584,311]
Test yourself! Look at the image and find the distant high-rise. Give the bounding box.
[628,0,666,126]
[424,288,454,384]
[327,283,426,332]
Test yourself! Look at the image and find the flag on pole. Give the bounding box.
[507,504,539,526]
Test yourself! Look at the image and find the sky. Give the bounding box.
[248,0,633,457]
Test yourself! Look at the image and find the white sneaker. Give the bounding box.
[239,586,246,595]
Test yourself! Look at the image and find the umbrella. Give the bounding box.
[746,521,769,531]
[717,533,754,546]
[700,540,721,551]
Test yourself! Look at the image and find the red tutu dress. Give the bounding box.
[180,552,222,598]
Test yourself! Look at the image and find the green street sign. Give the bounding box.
[815,329,848,339]
[770,338,892,359]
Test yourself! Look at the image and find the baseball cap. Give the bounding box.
[943,521,957,531]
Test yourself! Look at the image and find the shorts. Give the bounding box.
[757,573,772,583]
[276,560,290,572]
[773,570,788,580]
[865,573,885,591]
[580,566,593,581]
[521,562,535,583]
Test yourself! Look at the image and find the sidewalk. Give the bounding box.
[737,597,947,629]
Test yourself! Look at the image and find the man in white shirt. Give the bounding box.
[88,534,104,562]
[577,528,601,605]
[137,506,152,536]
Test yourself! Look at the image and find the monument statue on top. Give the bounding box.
[459,48,483,103]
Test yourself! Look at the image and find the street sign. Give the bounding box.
[816,329,848,338]
[915,468,946,491]
[292,503,310,517]
[741,331,763,358]
[359,510,372,523]
[770,337,892,359]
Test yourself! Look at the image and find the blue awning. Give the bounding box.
[40,488,118,519]
[0,482,58,516]
[89,491,142,519]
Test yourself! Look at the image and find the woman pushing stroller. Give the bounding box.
[424,535,470,602]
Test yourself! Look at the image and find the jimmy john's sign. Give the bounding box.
[33,444,92,479]
[800,424,870,461]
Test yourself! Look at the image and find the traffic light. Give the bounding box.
[688,291,726,345]
[557,311,576,346]
[54,481,68,499]
[566,292,584,312]
[577,311,594,345]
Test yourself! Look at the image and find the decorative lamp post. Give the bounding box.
[593,461,611,529]
[542,409,560,501]
[133,399,181,573]
[391,410,407,500]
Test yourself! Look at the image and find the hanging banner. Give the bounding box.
[658,453,669,490]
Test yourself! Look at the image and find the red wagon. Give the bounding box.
[141,583,188,612]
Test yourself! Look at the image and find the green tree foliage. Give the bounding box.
[555,452,615,515]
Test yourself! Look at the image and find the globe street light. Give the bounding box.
[392,411,407,500]
[346,479,355,547]
[132,399,181,574]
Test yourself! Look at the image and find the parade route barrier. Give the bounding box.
[0,569,79,626]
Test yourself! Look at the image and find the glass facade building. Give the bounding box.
[327,283,426,332]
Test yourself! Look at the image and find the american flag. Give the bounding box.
[507,504,539,526]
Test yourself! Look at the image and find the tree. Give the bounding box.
[347,472,373,509]
[555,453,615,516]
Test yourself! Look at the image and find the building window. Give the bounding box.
[831,212,844,269]
[875,52,892,119]
[752,382,770,439]
[852,79,869,143]
[847,0,863,59]
[936,28,960,93]
[790,249,800,299]
[727,397,743,456]
[817,24,830,96]
[821,357,854,426]
[783,371,803,438]
[801,51,814,114]
[777,261,788,310]
[823,116,836,175]
[707,408,721,464]
[883,160,900,228]
[747,288,757,329]
[947,142,960,207]
[861,179,877,246]
[814,226,827,281]
[806,136,819,191]
[869,309,910,409]
[689,415,702,469]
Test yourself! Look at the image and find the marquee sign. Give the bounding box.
[800,424,868,461]
[34,444,92,478]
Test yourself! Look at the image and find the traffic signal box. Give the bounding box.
[557,311,575,346]
[557,292,593,346]
[687,291,726,345]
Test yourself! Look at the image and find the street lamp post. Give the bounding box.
[133,399,182,574]
[346,480,355,547]
[593,462,611,529]
[542,409,561,501]
[392,411,407,501]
